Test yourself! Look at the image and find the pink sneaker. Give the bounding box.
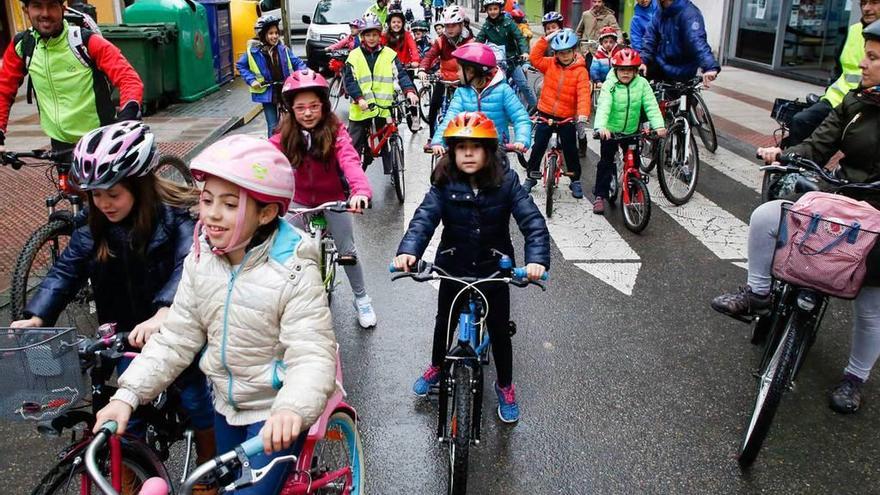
[593,197,605,215]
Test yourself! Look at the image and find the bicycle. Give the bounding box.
[731,154,880,468]
[86,347,365,495]
[390,255,546,495]
[528,116,574,218]
[595,130,656,233]
[2,149,192,331]
[761,96,821,203]
[423,74,458,137]
[326,50,350,111]
[0,323,196,494]
[365,100,412,203]
[650,78,702,205]
[288,201,365,305]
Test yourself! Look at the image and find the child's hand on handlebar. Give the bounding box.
[511,142,527,153]
[431,145,446,156]
[655,127,667,138]
[407,92,420,106]
[525,263,546,282]
[129,307,169,348]
[393,254,417,272]
[597,128,611,140]
[357,99,370,111]
[93,400,133,434]
[756,146,782,164]
[261,410,303,455]
[349,195,370,213]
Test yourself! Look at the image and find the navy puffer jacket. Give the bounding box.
[397,158,550,276]
[26,204,195,331]
[640,0,720,81]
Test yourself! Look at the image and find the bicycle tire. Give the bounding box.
[308,410,366,495]
[690,92,718,153]
[621,177,651,233]
[447,363,472,495]
[531,72,543,99]
[32,439,169,495]
[329,76,344,111]
[738,312,802,468]
[657,127,699,205]
[419,85,433,125]
[155,154,195,187]
[545,154,557,218]
[391,136,406,203]
[9,219,97,331]
[640,136,659,173]
[321,239,337,305]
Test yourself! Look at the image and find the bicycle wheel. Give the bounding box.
[308,410,365,494]
[657,127,700,205]
[419,85,433,124]
[690,92,718,153]
[155,154,195,187]
[321,239,338,305]
[447,363,472,495]
[531,71,543,99]
[738,312,803,468]
[544,155,557,218]
[621,177,651,234]
[329,76,344,111]
[640,136,660,173]
[9,219,97,331]
[32,440,169,495]
[390,136,406,203]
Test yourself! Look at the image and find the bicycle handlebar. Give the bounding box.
[85,421,127,495]
[288,199,370,216]
[389,260,548,290]
[1,149,71,169]
[531,116,574,126]
[758,153,880,192]
[651,77,703,93]
[593,130,658,141]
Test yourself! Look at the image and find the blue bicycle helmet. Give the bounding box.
[541,11,563,25]
[550,28,578,51]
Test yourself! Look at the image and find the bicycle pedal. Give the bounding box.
[337,255,358,266]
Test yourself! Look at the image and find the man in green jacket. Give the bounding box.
[365,0,389,25]
[783,0,877,147]
[476,0,537,110]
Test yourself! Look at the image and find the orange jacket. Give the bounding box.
[530,36,591,119]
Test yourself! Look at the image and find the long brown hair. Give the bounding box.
[277,90,341,169]
[431,138,503,189]
[88,174,198,262]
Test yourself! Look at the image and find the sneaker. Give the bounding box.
[494,382,520,423]
[830,374,863,414]
[523,178,537,193]
[413,365,441,396]
[353,295,377,328]
[710,286,771,318]
[570,180,584,199]
[592,196,605,215]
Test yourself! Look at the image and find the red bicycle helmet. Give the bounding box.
[611,48,642,68]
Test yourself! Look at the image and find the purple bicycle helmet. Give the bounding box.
[72,121,157,191]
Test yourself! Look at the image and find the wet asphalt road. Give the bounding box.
[3,100,880,494]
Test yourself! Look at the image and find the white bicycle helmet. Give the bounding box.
[441,6,466,25]
[72,121,157,191]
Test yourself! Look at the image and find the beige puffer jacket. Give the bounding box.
[113,220,337,426]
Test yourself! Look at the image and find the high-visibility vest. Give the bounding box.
[346,47,397,121]
[823,23,864,108]
[247,47,294,94]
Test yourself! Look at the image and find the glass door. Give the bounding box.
[781,0,851,83]
[731,0,785,65]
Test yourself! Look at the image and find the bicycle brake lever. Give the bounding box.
[224,454,298,492]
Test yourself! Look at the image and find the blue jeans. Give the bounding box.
[213,413,305,495]
[510,64,537,109]
[263,103,280,137]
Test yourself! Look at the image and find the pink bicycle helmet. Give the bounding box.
[190,135,294,255]
[452,43,497,74]
[72,121,157,191]
[282,69,329,102]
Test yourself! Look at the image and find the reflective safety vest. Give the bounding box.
[247,47,294,95]
[823,23,864,108]
[346,47,397,121]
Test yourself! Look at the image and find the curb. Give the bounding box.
[182,103,263,161]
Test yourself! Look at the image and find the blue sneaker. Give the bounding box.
[494,382,520,423]
[570,180,584,199]
[412,365,441,396]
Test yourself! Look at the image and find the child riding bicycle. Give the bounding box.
[523,28,591,198]
[10,121,217,493]
[394,112,549,423]
[589,26,620,85]
[412,20,432,58]
[94,135,338,495]
[326,18,363,51]
[236,14,307,137]
[429,42,531,155]
[270,70,377,329]
[344,16,419,170]
[593,48,666,214]
[476,0,537,112]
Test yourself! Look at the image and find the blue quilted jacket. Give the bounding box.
[629,0,658,52]
[640,0,720,81]
[431,70,533,147]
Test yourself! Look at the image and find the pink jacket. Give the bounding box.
[327,35,357,51]
[270,125,372,207]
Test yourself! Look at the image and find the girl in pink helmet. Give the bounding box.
[272,69,378,328]
[94,134,338,495]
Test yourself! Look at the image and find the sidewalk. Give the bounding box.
[0,80,260,296]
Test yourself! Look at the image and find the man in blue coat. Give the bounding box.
[638,0,720,86]
[630,0,658,52]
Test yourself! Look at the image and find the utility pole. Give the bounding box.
[571,0,583,31]
[280,0,291,47]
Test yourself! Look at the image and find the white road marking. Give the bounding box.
[697,143,764,193]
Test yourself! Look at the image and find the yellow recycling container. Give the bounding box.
[230,0,260,75]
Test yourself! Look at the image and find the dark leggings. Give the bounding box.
[526,119,582,181]
[431,279,513,387]
[427,81,450,138]
[594,137,641,198]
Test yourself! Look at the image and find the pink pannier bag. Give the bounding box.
[772,191,880,299]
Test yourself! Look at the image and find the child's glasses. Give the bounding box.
[292,103,322,114]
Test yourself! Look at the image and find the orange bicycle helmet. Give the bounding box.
[443,112,498,141]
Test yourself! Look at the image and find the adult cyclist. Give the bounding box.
[0,0,144,153]
[712,20,880,415]
[637,0,719,86]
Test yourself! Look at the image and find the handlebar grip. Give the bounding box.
[241,435,265,457]
[100,420,119,435]
[512,267,549,281]
[389,263,399,273]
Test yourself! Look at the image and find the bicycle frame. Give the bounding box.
[533,117,574,187]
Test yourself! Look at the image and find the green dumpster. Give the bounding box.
[124,0,219,102]
[112,23,180,101]
[100,24,169,114]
